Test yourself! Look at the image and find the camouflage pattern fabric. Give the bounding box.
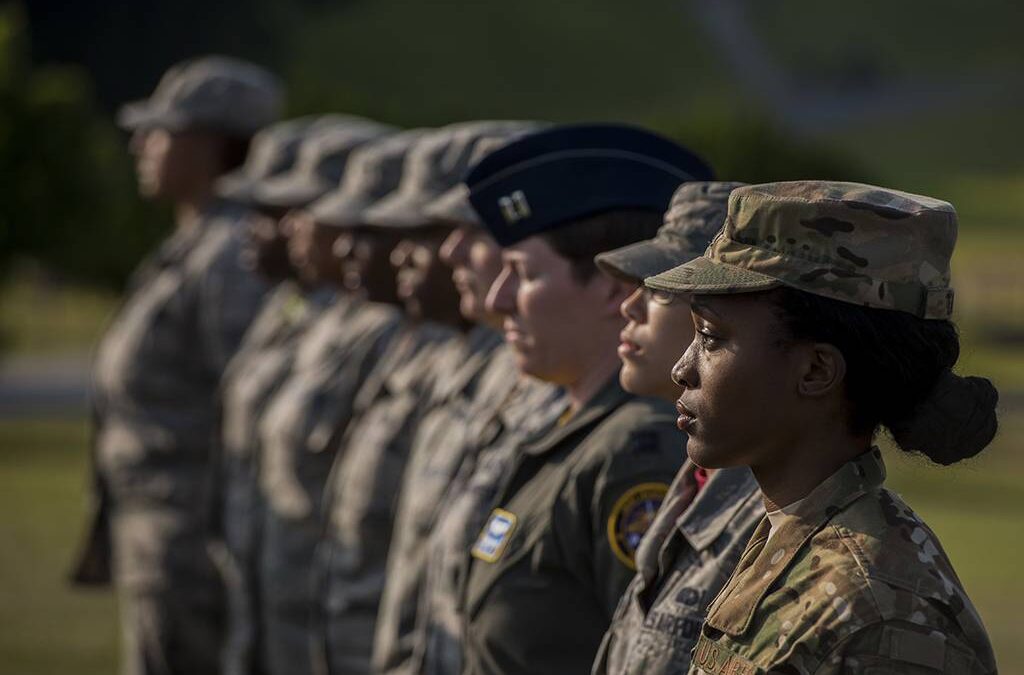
[89,199,269,674]
[688,450,997,675]
[256,298,403,675]
[459,377,686,675]
[313,322,460,675]
[216,281,336,675]
[645,181,957,320]
[593,463,762,675]
[371,328,506,675]
[414,363,566,675]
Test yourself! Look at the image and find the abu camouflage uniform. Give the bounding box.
[217,281,336,675]
[687,451,996,675]
[593,464,762,675]
[413,360,565,675]
[88,198,269,674]
[258,298,402,675]
[314,322,458,675]
[459,377,685,675]
[643,182,996,673]
[371,326,506,675]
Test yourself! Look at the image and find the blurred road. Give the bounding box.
[0,355,90,417]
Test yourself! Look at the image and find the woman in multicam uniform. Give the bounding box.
[643,181,999,675]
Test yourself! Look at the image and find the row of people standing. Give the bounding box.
[74,55,1000,675]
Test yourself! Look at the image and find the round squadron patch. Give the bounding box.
[607,482,669,569]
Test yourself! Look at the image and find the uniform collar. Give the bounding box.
[428,326,504,403]
[676,466,761,553]
[518,374,631,457]
[705,448,886,636]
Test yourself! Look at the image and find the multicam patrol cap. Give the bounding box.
[118,55,283,137]
[465,123,714,247]
[645,181,958,320]
[595,181,745,282]
[307,128,432,228]
[251,116,395,210]
[362,121,545,229]
[422,124,548,228]
[216,116,321,205]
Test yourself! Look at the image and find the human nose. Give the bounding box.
[620,287,647,324]
[671,341,699,389]
[439,228,468,268]
[485,266,516,316]
[390,240,414,270]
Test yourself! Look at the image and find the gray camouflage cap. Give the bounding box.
[363,121,546,229]
[216,116,321,205]
[308,128,433,228]
[645,181,957,320]
[595,181,745,282]
[422,126,547,228]
[118,55,284,137]
[251,116,395,210]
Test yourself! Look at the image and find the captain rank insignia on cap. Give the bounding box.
[498,190,531,224]
[472,508,518,562]
[607,483,669,570]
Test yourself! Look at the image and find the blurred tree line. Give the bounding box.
[6,0,870,290]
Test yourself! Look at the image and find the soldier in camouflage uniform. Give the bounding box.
[590,182,764,675]
[643,181,998,674]
[216,116,392,675]
[75,56,283,675]
[250,127,444,675]
[370,125,550,675]
[454,124,712,675]
[313,122,527,675]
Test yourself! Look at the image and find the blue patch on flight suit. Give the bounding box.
[472,508,518,563]
[607,483,669,570]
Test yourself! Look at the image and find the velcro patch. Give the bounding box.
[607,482,669,570]
[471,508,518,563]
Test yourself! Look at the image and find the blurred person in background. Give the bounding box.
[235,120,404,675]
[590,182,764,674]
[71,55,283,675]
[313,122,516,675]
[215,115,391,675]
[371,124,549,675]
[454,124,711,675]
[642,181,998,674]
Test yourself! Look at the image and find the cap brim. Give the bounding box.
[117,100,190,132]
[361,192,435,229]
[253,174,331,210]
[308,192,373,228]
[595,240,703,283]
[423,185,480,227]
[216,172,260,205]
[644,256,782,295]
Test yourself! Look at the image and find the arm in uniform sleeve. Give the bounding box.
[197,229,269,377]
[556,410,684,618]
[69,402,112,585]
[812,620,996,675]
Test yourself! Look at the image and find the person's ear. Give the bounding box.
[797,343,846,398]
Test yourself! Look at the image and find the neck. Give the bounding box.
[751,424,871,512]
[174,192,214,232]
[565,350,621,411]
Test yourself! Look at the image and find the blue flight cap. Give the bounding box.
[465,123,714,247]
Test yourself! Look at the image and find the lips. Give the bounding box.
[618,331,641,358]
[675,398,697,433]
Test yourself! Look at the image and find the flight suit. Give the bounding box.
[87,199,268,675]
[257,298,403,675]
[315,322,459,675]
[688,449,997,675]
[460,376,685,675]
[414,366,565,675]
[217,281,336,675]
[594,463,762,674]
[372,328,508,675]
